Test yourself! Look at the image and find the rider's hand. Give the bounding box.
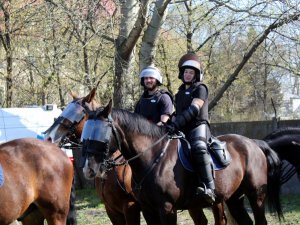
[164,120,178,135]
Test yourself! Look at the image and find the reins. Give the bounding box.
[104,121,170,193]
[131,138,171,192]
[109,132,169,167]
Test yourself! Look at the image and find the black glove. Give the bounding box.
[164,120,179,135]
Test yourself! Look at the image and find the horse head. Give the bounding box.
[81,100,119,179]
[43,87,99,145]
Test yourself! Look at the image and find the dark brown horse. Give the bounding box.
[81,101,283,225]
[255,127,300,183]
[0,138,73,225]
[43,88,221,225]
[43,88,141,225]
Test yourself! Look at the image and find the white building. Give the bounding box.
[280,93,300,119]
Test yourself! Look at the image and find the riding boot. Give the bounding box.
[192,148,216,205]
[195,163,215,205]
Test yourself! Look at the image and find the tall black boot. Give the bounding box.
[195,163,215,204]
[192,149,215,205]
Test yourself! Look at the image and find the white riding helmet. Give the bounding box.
[139,66,162,86]
[178,53,204,82]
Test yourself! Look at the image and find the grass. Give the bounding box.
[75,188,300,225]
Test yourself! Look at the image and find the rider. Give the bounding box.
[170,53,215,204]
[134,65,173,125]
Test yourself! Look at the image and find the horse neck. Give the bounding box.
[266,134,300,166]
[116,120,167,171]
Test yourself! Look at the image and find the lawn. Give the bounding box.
[76,188,300,225]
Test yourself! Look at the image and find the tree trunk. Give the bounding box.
[139,0,171,70]
[113,0,151,109]
[0,3,13,107]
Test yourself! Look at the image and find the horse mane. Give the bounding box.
[111,109,165,138]
[264,127,300,140]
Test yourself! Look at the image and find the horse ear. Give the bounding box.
[102,99,113,118]
[83,88,97,103]
[69,90,78,100]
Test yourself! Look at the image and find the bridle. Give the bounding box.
[81,110,171,190]
[44,100,87,146]
[81,110,122,168]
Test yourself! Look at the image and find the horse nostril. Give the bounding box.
[46,137,52,142]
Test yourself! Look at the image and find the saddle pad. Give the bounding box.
[0,164,4,187]
[177,139,226,172]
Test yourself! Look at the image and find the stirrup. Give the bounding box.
[196,184,215,205]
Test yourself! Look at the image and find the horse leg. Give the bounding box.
[142,209,163,225]
[188,207,208,225]
[66,179,77,225]
[43,212,68,225]
[142,203,177,225]
[37,185,72,225]
[226,195,253,225]
[212,202,227,225]
[246,192,267,225]
[105,206,126,225]
[123,201,141,225]
[21,209,44,225]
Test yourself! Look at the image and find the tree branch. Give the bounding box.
[208,12,300,111]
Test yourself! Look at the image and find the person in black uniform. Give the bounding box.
[134,66,173,125]
[170,53,215,204]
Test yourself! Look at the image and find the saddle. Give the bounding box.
[178,136,231,172]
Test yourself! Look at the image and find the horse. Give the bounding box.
[0,138,74,225]
[43,88,141,225]
[254,127,300,183]
[81,100,283,225]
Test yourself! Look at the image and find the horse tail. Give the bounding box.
[67,178,77,225]
[254,139,284,220]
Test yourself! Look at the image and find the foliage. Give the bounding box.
[0,0,299,121]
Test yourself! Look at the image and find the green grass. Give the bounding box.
[76,188,300,225]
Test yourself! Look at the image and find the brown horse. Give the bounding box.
[0,138,73,225]
[81,101,283,225]
[43,88,141,225]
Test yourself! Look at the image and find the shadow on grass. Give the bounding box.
[75,188,103,210]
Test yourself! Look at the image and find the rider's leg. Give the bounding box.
[189,124,215,204]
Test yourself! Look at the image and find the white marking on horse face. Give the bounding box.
[44,126,64,144]
[82,156,101,180]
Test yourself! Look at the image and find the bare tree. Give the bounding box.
[0,1,13,107]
